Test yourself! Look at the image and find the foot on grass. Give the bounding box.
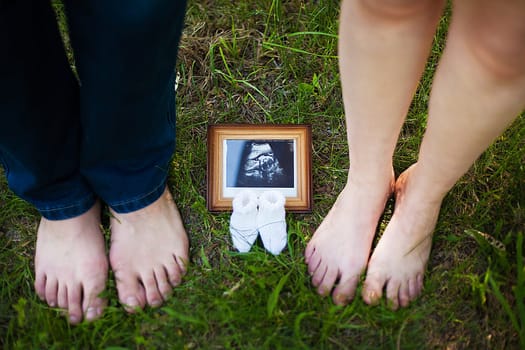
[34,202,108,324]
[305,172,394,305]
[362,164,441,309]
[109,187,189,312]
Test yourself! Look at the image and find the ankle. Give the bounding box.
[400,166,448,205]
[347,168,394,188]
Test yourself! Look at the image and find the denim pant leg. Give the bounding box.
[0,1,96,220]
[65,0,187,213]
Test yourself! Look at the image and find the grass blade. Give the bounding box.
[267,271,291,318]
[262,41,338,59]
[161,307,208,329]
[515,232,525,347]
[488,274,520,333]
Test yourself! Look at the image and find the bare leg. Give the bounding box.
[109,187,189,311]
[34,202,108,324]
[363,0,525,309]
[305,0,445,305]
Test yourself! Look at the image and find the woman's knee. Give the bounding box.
[457,1,525,79]
[353,0,442,22]
[474,30,525,80]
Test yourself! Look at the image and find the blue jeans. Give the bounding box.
[0,0,187,220]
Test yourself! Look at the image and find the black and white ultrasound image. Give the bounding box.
[227,140,294,188]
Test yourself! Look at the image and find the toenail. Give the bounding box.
[69,314,80,324]
[335,294,345,304]
[86,307,97,321]
[366,291,380,305]
[170,279,180,286]
[388,300,399,310]
[151,299,162,307]
[126,297,139,308]
[48,300,57,308]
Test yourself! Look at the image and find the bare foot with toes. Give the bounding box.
[109,187,189,312]
[362,164,442,309]
[34,202,108,324]
[305,173,394,305]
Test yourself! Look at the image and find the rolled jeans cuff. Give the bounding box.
[107,179,167,214]
[37,192,97,220]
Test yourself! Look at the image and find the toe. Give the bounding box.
[84,300,105,322]
[417,273,424,294]
[317,267,338,297]
[408,277,419,301]
[311,263,327,288]
[362,272,385,306]
[67,283,83,324]
[57,283,68,310]
[44,277,58,307]
[154,266,173,301]
[398,282,410,308]
[386,279,401,310]
[304,242,315,263]
[116,274,147,313]
[142,273,163,308]
[34,273,46,301]
[82,281,107,322]
[175,255,188,276]
[307,253,321,276]
[166,257,182,287]
[332,274,360,306]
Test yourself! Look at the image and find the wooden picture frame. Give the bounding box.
[207,124,312,212]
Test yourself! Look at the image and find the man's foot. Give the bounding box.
[305,172,394,305]
[362,164,442,309]
[34,202,108,324]
[109,187,189,312]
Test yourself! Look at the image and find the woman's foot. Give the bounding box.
[305,172,394,305]
[109,187,189,312]
[34,202,108,324]
[362,164,442,309]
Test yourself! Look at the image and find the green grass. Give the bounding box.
[1,0,524,348]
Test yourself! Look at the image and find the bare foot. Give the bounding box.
[34,202,108,324]
[362,164,442,309]
[305,172,394,305]
[109,187,189,312]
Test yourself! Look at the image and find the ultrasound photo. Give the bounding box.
[225,139,295,188]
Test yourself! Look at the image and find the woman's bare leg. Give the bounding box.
[363,0,525,309]
[305,0,445,305]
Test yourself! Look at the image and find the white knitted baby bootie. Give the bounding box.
[230,190,259,253]
[257,190,287,255]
